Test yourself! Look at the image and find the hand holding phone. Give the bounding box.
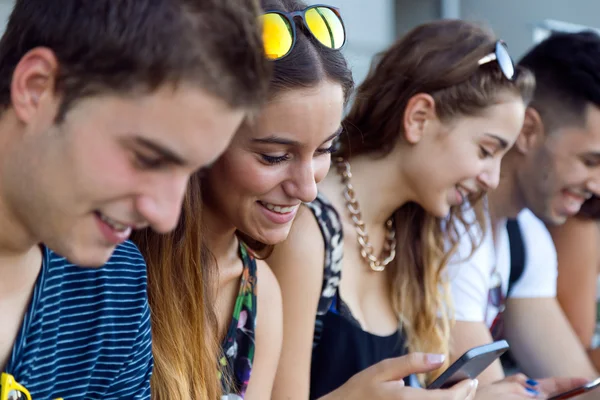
[548,377,600,400]
[427,340,509,389]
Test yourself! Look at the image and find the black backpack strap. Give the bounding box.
[506,218,526,297]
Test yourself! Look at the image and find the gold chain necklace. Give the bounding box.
[336,157,397,272]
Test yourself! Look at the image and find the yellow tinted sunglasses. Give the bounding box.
[261,4,346,60]
[1,373,30,400]
[1,373,63,400]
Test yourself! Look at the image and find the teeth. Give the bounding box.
[262,202,297,214]
[99,213,130,232]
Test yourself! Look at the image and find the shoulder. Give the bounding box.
[268,204,326,275]
[256,259,282,307]
[517,209,556,266]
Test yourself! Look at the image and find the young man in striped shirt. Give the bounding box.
[0,0,270,399]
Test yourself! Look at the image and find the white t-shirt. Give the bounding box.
[448,208,558,327]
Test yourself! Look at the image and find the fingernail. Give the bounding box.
[426,354,446,365]
[526,379,539,386]
[470,379,479,390]
[526,387,540,396]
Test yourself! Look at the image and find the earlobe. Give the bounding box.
[403,93,436,144]
[11,47,59,123]
[514,107,544,154]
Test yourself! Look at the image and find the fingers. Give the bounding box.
[449,379,479,400]
[381,380,477,400]
[537,377,590,397]
[502,374,542,398]
[370,353,446,383]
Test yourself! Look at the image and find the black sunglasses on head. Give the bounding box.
[478,40,515,80]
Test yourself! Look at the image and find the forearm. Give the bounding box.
[588,347,600,373]
[504,299,599,379]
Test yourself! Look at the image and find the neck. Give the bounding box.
[488,152,527,224]
[0,114,40,259]
[329,153,414,226]
[202,200,239,269]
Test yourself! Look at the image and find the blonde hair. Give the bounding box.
[130,172,221,399]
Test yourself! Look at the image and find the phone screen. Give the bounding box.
[427,341,509,389]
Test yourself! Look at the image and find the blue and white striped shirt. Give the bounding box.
[5,241,153,399]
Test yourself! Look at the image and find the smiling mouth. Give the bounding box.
[94,211,134,232]
[258,201,299,214]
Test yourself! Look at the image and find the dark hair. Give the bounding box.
[0,0,272,121]
[578,196,600,219]
[339,19,535,384]
[261,0,353,103]
[519,31,600,132]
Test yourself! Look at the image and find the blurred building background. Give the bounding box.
[308,0,600,85]
[0,0,597,86]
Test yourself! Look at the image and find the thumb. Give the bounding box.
[442,379,479,400]
[369,353,446,383]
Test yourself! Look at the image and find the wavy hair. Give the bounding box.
[340,19,535,382]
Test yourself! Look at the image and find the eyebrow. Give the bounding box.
[484,133,509,150]
[132,136,187,166]
[252,127,343,147]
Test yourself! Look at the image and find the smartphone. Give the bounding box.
[548,377,600,400]
[427,340,509,389]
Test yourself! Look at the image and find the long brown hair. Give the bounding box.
[340,19,535,382]
[133,0,353,398]
[131,173,220,399]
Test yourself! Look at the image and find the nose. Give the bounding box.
[587,173,600,196]
[135,173,190,233]
[282,160,318,203]
[478,159,501,191]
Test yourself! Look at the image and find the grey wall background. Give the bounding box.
[396,0,600,60]
[308,0,396,86]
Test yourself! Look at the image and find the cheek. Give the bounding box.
[314,157,332,184]
[214,155,286,198]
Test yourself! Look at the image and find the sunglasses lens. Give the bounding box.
[261,13,293,60]
[496,41,515,80]
[7,390,24,400]
[305,6,345,50]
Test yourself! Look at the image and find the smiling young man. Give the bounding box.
[0,0,270,399]
[448,31,600,391]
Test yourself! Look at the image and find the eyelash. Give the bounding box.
[135,153,164,170]
[261,145,335,165]
[479,146,492,159]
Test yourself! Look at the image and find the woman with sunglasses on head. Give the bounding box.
[132,0,351,399]
[267,19,546,400]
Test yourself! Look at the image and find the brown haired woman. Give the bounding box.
[132,0,352,398]
[268,19,537,400]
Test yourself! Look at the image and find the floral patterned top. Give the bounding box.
[219,243,258,400]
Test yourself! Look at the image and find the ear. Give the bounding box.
[403,93,436,144]
[11,47,59,124]
[514,106,544,154]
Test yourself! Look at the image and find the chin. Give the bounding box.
[48,240,116,268]
[249,226,293,246]
[543,212,568,226]
[424,202,451,219]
